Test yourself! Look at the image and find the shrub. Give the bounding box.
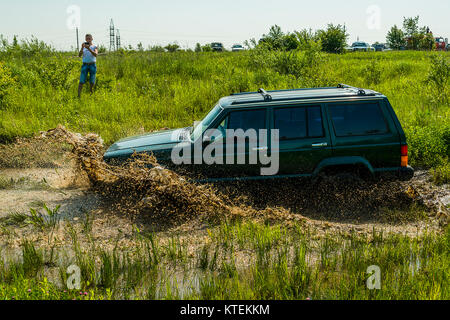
[407,125,449,168]
[28,57,77,89]
[165,43,180,53]
[390,62,413,77]
[317,24,348,54]
[0,62,15,107]
[386,25,406,50]
[427,55,450,90]
[431,161,450,185]
[0,36,53,57]
[364,60,382,85]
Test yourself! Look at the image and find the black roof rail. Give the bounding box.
[258,88,272,101]
[337,83,367,96]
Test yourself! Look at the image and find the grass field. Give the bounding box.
[0,46,449,181]
[0,43,449,300]
[0,214,448,300]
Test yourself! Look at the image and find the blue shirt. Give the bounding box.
[82,45,97,63]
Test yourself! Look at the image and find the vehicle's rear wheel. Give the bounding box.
[313,166,375,186]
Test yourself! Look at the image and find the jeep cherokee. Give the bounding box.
[104,84,414,182]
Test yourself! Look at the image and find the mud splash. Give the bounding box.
[42,126,232,222]
[40,126,446,225]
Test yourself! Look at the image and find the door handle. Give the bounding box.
[312,142,328,148]
[252,146,268,151]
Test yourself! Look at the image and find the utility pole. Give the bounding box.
[109,19,115,51]
[116,29,121,50]
[76,27,79,52]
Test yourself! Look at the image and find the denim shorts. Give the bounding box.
[80,63,97,84]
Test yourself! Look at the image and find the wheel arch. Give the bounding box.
[313,156,375,177]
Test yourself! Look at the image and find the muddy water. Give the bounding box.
[39,125,448,226]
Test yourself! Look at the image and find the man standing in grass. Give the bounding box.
[78,34,98,98]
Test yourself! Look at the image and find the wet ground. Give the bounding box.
[0,126,448,251]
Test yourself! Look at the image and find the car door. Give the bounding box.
[326,100,400,169]
[199,107,269,179]
[272,105,332,175]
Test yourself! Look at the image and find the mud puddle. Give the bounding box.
[0,125,448,247]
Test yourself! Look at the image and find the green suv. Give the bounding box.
[104,85,414,182]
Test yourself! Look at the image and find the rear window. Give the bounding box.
[274,106,324,140]
[329,102,388,137]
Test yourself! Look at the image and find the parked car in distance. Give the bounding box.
[231,44,245,52]
[349,42,375,52]
[372,43,392,52]
[104,84,414,183]
[211,42,224,52]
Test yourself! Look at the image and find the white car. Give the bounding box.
[231,44,245,52]
[349,42,375,52]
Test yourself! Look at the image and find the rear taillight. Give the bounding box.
[401,145,408,167]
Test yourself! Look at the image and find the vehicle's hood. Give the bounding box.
[106,128,191,153]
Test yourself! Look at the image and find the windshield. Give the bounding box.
[191,104,223,141]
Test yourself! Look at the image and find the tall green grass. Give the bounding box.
[0,48,448,174]
[0,219,448,300]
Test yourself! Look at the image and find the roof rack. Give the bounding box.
[337,83,367,96]
[258,88,272,102]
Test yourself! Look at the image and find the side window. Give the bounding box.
[307,107,324,138]
[210,109,266,142]
[274,106,324,140]
[329,102,388,137]
[227,109,266,131]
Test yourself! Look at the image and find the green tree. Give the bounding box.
[149,45,165,52]
[201,44,212,52]
[386,25,406,50]
[12,35,18,47]
[419,32,435,51]
[195,43,202,52]
[244,38,258,49]
[317,24,348,54]
[403,16,423,50]
[259,25,285,50]
[164,43,180,53]
[403,16,419,38]
[282,33,299,51]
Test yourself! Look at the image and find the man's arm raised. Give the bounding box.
[86,46,98,58]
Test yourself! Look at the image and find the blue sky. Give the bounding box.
[1,0,449,50]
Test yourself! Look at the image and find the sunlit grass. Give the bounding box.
[0,216,448,300]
